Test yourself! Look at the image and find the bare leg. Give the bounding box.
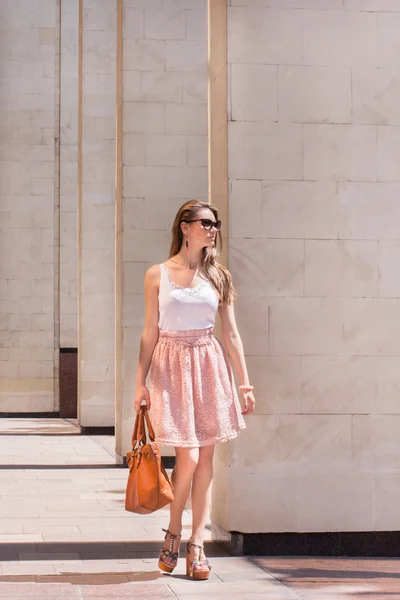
[161,447,199,568]
[189,445,214,567]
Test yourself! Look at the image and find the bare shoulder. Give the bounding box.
[145,264,161,288]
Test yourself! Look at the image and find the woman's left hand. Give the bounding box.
[240,390,256,416]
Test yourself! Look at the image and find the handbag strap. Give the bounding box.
[142,407,156,442]
[132,408,146,448]
[131,406,156,448]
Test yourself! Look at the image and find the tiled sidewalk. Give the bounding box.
[0,419,398,599]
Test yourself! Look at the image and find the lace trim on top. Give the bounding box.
[163,263,209,296]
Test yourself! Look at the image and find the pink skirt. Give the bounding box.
[149,327,246,448]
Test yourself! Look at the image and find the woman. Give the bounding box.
[133,200,256,580]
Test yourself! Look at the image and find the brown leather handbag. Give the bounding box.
[125,406,174,514]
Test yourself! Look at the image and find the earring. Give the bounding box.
[185,239,189,254]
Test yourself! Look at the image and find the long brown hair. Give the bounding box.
[169,200,236,304]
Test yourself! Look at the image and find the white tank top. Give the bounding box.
[158,263,219,332]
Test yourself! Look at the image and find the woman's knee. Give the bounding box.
[196,445,215,470]
[175,448,199,475]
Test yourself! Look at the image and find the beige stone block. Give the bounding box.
[38,27,56,45]
[270,298,343,355]
[229,122,302,180]
[122,229,171,262]
[187,135,207,167]
[123,7,144,38]
[124,166,166,196]
[123,197,145,229]
[163,0,205,8]
[230,473,297,533]
[346,0,400,8]
[378,126,400,182]
[303,124,377,182]
[182,71,207,103]
[378,13,400,68]
[141,196,185,230]
[378,241,400,298]
[123,262,146,294]
[186,9,206,41]
[279,66,351,124]
[228,8,302,65]
[230,180,262,238]
[145,134,187,166]
[164,166,207,197]
[375,474,400,531]
[232,296,269,356]
[338,182,400,240]
[18,361,42,378]
[231,64,277,123]
[303,10,377,67]
[84,6,116,31]
[342,298,400,355]
[123,294,145,327]
[123,102,165,134]
[234,414,352,473]
[125,0,161,5]
[145,8,185,40]
[353,415,400,471]
[8,314,30,331]
[123,39,165,71]
[166,41,206,72]
[353,69,400,126]
[230,238,304,297]
[305,240,378,298]
[376,358,400,414]
[123,133,146,166]
[0,361,18,378]
[297,474,374,532]
[140,71,182,102]
[166,103,206,135]
[302,356,375,415]
[262,181,338,240]
[122,70,141,102]
[246,356,302,415]
[270,0,341,5]
[82,94,115,119]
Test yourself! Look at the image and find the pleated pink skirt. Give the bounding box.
[149,327,246,448]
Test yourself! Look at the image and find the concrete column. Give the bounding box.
[115,0,209,461]
[60,0,79,350]
[211,0,400,549]
[78,0,116,428]
[0,0,58,413]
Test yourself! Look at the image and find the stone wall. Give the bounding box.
[60,0,79,349]
[78,0,116,427]
[0,0,58,412]
[221,0,400,534]
[118,0,208,456]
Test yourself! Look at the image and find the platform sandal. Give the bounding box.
[185,539,212,580]
[158,528,182,574]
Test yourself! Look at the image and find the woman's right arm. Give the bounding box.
[133,265,160,413]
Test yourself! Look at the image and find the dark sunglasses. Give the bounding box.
[183,218,222,231]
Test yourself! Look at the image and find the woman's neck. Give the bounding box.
[173,249,203,270]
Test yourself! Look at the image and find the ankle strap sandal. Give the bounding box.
[186,540,212,580]
[158,528,182,574]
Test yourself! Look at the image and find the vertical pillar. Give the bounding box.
[77,0,116,428]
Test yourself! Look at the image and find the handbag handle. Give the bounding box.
[132,408,146,448]
[141,406,156,442]
[131,406,156,449]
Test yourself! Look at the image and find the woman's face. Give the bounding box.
[182,208,219,249]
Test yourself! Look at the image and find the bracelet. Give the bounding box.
[239,385,254,391]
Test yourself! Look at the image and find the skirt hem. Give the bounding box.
[155,424,246,448]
